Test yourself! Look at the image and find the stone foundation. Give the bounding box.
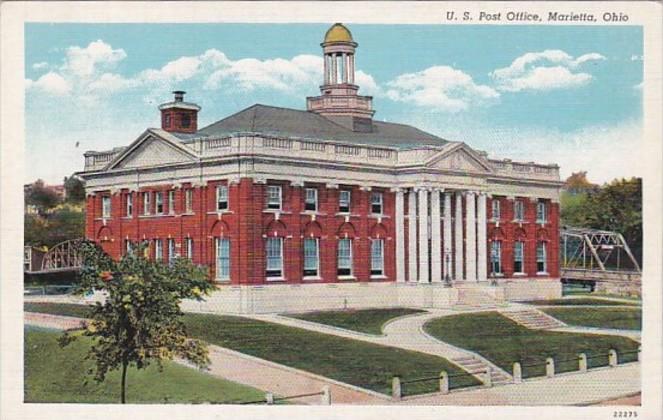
[502,278,563,301]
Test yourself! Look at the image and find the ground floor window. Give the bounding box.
[154,239,163,262]
[370,239,384,276]
[167,239,176,264]
[514,241,524,274]
[216,238,230,281]
[490,240,502,275]
[337,238,353,276]
[303,238,319,277]
[185,238,193,260]
[537,241,547,273]
[125,240,133,256]
[266,237,283,278]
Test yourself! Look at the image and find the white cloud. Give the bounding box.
[63,40,127,78]
[32,61,48,70]
[491,49,605,92]
[630,54,643,61]
[633,81,644,91]
[25,72,71,96]
[385,66,499,112]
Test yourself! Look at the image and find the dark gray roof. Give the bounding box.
[196,104,448,149]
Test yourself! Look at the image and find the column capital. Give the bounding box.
[414,186,430,193]
[326,183,339,189]
[528,196,539,202]
[228,176,241,186]
[253,176,267,185]
[109,187,121,196]
[390,187,404,193]
[171,182,182,190]
[290,179,305,187]
[505,195,515,201]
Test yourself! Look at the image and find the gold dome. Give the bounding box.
[324,23,354,43]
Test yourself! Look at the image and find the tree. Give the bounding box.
[24,206,84,248]
[564,171,598,194]
[64,175,86,203]
[25,179,62,213]
[59,242,213,403]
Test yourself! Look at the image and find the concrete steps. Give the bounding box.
[499,308,566,330]
[451,355,512,386]
[453,287,500,310]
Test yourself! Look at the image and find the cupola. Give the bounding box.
[159,91,201,134]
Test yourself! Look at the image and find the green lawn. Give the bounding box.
[24,302,479,396]
[25,302,93,318]
[542,307,642,331]
[522,298,637,306]
[285,308,426,335]
[424,312,639,379]
[24,326,265,404]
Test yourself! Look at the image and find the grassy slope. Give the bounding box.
[285,308,426,335]
[523,298,637,306]
[424,312,639,378]
[24,327,265,404]
[25,302,92,318]
[542,307,642,331]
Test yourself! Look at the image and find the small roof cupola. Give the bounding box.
[307,23,375,133]
[159,91,201,134]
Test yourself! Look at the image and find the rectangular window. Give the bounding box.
[155,192,164,214]
[167,239,176,264]
[125,240,133,255]
[490,240,502,275]
[154,239,163,261]
[304,188,318,212]
[126,194,133,217]
[143,192,151,215]
[216,238,230,281]
[491,199,500,221]
[265,237,283,278]
[536,201,547,223]
[371,192,383,215]
[303,238,319,277]
[168,190,175,214]
[185,238,193,260]
[339,190,351,213]
[185,189,193,213]
[514,200,524,222]
[514,241,524,274]
[537,242,547,273]
[370,239,384,276]
[337,238,353,276]
[267,185,282,210]
[216,185,228,211]
[102,196,111,218]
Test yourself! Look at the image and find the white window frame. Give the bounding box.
[514,241,525,274]
[303,238,319,278]
[154,239,163,261]
[185,189,193,213]
[267,185,282,210]
[216,238,230,281]
[185,238,193,260]
[155,192,164,215]
[143,192,151,215]
[370,239,384,277]
[265,237,284,279]
[337,238,353,277]
[514,200,524,222]
[537,241,548,274]
[216,185,229,212]
[490,240,502,275]
[168,190,175,215]
[370,192,383,215]
[304,188,318,212]
[126,193,133,217]
[167,239,176,264]
[491,199,500,221]
[102,196,111,219]
[536,201,547,223]
[339,190,351,213]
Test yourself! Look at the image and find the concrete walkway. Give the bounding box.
[551,326,641,342]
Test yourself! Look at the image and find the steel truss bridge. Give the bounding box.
[26,238,86,274]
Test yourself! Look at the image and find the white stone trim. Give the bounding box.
[395,190,405,283]
[407,189,417,283]
[417,188,429,284]
[430,189,442,283]
[477,193,488,282]
[465,191,477,282]
[454,191,464,281]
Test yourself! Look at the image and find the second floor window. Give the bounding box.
[536,201,547,223]
[371,239,384,276]
[490,240,502,275]
[143,192,151,215]
[267,185,282,210]
[155,192,164,214]
[216,185,228,211]
[305,188,318,212]
[491,199,500,220]
[514,200,524,222]
[102,196,111,218]
[265,237,283,278]
[185,189,193,213]
[125,194,133,217]
[371,192,383,215]
[337,238,353,276]
[303,238,319,277]
[339,190,351,213]
[514,241,524,274]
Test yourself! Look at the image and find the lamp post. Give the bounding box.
[444,253,452,287]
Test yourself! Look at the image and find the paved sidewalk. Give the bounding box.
[24,312,85,330]
[551,326,641,342]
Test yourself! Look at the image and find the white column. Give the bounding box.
[477,193,488,282]
[418,188,430,283]
[431,189,442,282]
[332,54,338,84]
[443,192,453,281]
[349,54,355,84]
[454,192,464,281]
[395,189,405,282]
[408,189,418,282]
[465,191,477,282]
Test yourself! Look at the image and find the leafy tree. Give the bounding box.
[59,242,213,403]
[564,171,598,194]
[64,175,86,203]
[25,179,62,213]
[24,206,84,248]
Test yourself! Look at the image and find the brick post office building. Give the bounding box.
[79,24,563,313]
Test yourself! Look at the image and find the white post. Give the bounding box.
[477,193,488,282]
[484,366,492,387]
[265,392,274,404]
[578,353,588,372]
[443,192,453,281]
[513,362,522,383]
[395,189,405,282]
[431,189,442,282]
[418,188,430,284]
[465,191,477,282]
[609,349,618,367]
[392,376,402,400]
[439,371,449,394]
[408,189,418,282]
[321,386,331,405]
[546,357,555,378]
[454,192,464,281]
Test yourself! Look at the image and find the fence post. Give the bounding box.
[265,392,274,405]
[321,386,331,405]
[609,349,618,367]
[637,346,641,362]
[545,357,555,378]
[512,362,522,384]
[392,376,402,400]
[578,353,587,372]
[483,366,492,387]
[439,371,449,394]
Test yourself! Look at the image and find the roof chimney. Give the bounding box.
[158,90,201,134]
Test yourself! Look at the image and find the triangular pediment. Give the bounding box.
[426,143,493,174]
[107,129,199,170]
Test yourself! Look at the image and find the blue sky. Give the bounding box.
[25,23,643,184]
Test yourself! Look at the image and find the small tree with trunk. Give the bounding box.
[59,241,213,403]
